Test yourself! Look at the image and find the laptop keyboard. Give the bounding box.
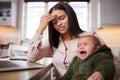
[0,61,20,68]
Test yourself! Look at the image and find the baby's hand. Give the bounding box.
[87,71,103,80]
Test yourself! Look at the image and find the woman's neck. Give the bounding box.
[62,33,72,50]
[62,33,72,41]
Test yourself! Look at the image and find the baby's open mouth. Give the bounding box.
[80,51,87,54]
[79,51,87,59]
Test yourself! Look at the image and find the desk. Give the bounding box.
[0,58,53,80]
[0,68,42,80]
[0,63,53,80]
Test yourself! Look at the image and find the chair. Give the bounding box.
[8,44,29,60]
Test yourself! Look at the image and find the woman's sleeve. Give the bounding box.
[27,32,52,62]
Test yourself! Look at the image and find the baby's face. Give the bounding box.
[77,37,97,60]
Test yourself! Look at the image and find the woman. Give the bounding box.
[27,2,104,80]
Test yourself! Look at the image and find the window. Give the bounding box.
[25,2,88,40]
[26,2,45,40]
[70,2,88,31]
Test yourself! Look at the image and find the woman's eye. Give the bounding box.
[59,16,65,20]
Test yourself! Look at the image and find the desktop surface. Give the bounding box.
[0,57,52,80]
[0,68,42,80]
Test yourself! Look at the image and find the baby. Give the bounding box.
[60,35,115,80]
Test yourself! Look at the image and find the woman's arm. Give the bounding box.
[27,33,52,62]
[27,14,55,62]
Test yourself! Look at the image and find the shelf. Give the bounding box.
[0,17,11,25]
[0,1,13,26]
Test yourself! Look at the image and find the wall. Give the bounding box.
[100,0,120,25]
[16,0,25,42]
[96,26,120,47]
[89,0,98,31]
[90,0,120,30]
[0,25,19,44]
[96,26,120,60]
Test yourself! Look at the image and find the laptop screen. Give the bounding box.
[0,60,44,72]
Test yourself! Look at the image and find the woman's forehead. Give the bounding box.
[51,10,66,16]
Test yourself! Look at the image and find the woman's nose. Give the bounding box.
[56,20,62,26]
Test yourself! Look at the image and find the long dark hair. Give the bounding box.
[48,2,84,48]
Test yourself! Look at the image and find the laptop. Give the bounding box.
[0,60,44,72]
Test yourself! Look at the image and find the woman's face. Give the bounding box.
[51,10,69,35]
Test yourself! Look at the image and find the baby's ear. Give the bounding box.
[96,46,100,48]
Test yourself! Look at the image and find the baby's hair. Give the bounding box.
[80,35,101,46]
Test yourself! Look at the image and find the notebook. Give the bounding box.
[0,60,44,72]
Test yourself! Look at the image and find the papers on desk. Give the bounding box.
[9,56,27,61]
[6,56,52,67]
[0,55,27,61]
[36,57,52,67]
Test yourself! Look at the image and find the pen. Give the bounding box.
[10,58,27,61]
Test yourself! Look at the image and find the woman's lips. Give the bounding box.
[58,26,65,31]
